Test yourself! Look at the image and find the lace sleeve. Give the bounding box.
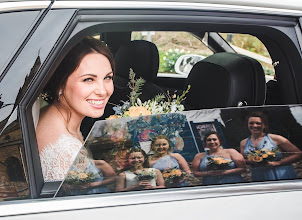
[39,134,82,182]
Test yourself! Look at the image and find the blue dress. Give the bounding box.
[151,154,188,187]
[244,134,297,181]
[69,159,111,196]
[199,152,244,185]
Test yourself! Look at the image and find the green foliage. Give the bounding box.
[159,48,185,73]
[263,66,275,76]
[128,68,146,106]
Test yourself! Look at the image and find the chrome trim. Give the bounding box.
[52,1,302,17]
[0,1,50,13]
[1,180,302,217]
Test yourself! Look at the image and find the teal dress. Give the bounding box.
[151,154,188,187]
[244,134,297,181]
[199,152,244,185]
[69,160,111,196]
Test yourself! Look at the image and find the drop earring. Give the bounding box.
[58,91,62,100]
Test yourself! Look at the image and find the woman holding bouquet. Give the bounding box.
[66,149,117,196]
[116,148,165,191]
[36,37,115,183]
[192,131,245,185]
[148,135,191,187]
[240,111,301,181]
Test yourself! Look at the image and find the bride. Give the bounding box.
[36,37,116,185]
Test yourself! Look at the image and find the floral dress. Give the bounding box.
[199,152,244,185]
[244,134,297,181]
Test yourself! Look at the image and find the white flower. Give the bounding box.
[180,49,184,53]
[163,56,166,60]
[170,104,177,113]
[175,48,179,52]
[168,49,172,53]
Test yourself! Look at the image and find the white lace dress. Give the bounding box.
[39,134,82,182]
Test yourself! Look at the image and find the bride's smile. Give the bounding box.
[62,52,114,121]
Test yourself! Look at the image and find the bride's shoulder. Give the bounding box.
[36,106,71,152]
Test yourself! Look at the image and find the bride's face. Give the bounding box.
[61,52,114,120]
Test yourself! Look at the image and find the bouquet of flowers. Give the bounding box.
[64,171,98,186]
[106,69,190,119]
[134,169,156,181]
[245,148,277,165]
[162,168,186,187]
[207,157,231,170]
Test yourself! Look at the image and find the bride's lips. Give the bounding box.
[87,99,106,109]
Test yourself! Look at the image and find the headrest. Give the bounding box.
[115,40,159,82]
[185,52,266,110]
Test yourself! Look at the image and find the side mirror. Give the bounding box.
[174,54,205,75]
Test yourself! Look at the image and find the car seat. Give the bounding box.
[113,40,166,101]
[184,52,266,110]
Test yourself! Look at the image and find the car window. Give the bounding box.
[0,109,29,202]
[0,10,40,77]
[219,33,275,82]
[131,31,213,76]
[20,6,302,202]
[56,105,302,197]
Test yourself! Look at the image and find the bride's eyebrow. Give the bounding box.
[80,73,97,78]
[105,71,114,76]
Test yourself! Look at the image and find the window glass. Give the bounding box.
[56,105,302,197]
[0,111,29,202]
[0,11,40,76]
[219,33,275,82]
[131,31,213,76]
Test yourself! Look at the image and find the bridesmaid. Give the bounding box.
[116,148,164,191]
[149,135,191,187]
[240,111,301,181]
[192,131,245,185]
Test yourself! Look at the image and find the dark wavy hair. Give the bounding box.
[43,37,115,122]
[128,148,150,168]
[203,131,222,146]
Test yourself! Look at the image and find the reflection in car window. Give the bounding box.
[0,11,39,76]
[56,105,302,197]
[0,116,29,202]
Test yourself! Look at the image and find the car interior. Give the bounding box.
[31,19,302,198]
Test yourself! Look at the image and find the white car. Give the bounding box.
[0,0,302,219]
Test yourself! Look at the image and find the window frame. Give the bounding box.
[18,5,302,203]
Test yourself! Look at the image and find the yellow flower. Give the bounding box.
[252,156,263,162]
[125,106,151,117]
[69,171,77,176]
[262,154,268,158]
[174,169,182,176]
[163,173,170,178]
[266,151,275,156]
[106,114,119,120]
[212,157,229,164]
[247,155,254,161]
[78,173,88,179]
